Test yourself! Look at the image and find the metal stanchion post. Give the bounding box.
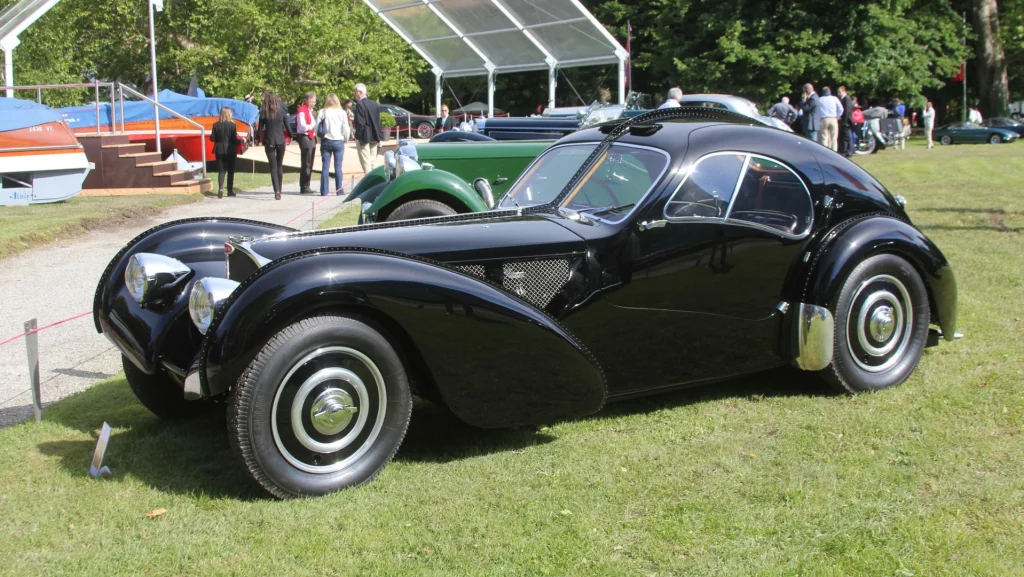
[24,319,41,422]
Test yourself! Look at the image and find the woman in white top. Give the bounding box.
[922,102,936,149]
[317,93,352,196]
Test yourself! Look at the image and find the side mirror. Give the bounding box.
[473,178,494,209]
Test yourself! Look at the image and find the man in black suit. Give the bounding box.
[837,86,855,157]
[435,104,456,133]
[352,83,383,174]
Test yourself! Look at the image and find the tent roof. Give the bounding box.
[362,0,626,78]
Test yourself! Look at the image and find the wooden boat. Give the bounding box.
[59,90,259,164]
[1,97,91,206]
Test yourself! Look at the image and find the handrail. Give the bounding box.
[5,81,117,134]
[117,82,206,177]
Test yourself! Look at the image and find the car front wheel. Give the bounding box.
[822,254,930,394]
[416,122,434,139]
[940,135,952,145]
[229,315,412,499]
[988,134,1002,144]
[386,199,458,221]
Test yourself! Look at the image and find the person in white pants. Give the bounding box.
[922,102,936,149]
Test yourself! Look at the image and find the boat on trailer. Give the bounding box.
[57,89,259,164]
[0,98,92,206]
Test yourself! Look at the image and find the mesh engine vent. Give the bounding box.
[503,259,571,309]
[454,264,485,279]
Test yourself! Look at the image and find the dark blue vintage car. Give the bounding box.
[95,108,957,498]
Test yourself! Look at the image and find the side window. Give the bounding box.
[665,154,745,219]
[727,156,812,237]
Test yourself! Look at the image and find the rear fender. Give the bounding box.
[93,218,295,374]
[802,215,957,341]
[202,249,606,427]
[368,169,489,218]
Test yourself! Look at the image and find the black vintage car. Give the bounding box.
[95,108,958,498]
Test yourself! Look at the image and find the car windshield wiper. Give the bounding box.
[577,203,635,217]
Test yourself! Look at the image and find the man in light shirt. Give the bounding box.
[295,92,318,194]
[818,86,844,152]
[658,87,683,109]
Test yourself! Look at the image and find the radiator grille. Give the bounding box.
[454,264,485,279]
[502,259,571,309]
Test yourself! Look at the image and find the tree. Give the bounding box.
[0,0,424,107]
[971,0,1010,115]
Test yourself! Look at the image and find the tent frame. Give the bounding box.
[362,0,627,118]
[0,0,61,98]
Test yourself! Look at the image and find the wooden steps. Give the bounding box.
[77,133,212,195]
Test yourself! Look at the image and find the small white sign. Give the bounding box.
[89,422,113,478]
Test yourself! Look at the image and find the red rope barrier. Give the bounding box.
[282,195,335,226]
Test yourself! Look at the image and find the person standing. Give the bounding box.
[768,96,798,125]
[837,86,855,157]
[657,87,683,109]
[258,92,293,200]
[435,104,455,133]
[295,92,317,195]
[210,106,239,198]
[316,93,351,196]
[353,83,383,174]
[922,101,936,149]
[818,87,844,152]
[800,83,821,143]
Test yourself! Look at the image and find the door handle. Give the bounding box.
[494,177,508,184]
[638,219,667,231]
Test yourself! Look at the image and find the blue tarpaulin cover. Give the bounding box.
[0,97,62,132]
[57,89,259,129]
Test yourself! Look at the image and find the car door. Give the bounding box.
[592,152,814,393]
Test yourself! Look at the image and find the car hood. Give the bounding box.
[415,140,551,162]
[248,211,586,265]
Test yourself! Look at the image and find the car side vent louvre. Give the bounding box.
[503,259,571,309]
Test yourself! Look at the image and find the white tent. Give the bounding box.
[0,0,60,98]
[361,0,628,118]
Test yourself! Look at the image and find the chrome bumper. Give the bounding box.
[794,303,834,371]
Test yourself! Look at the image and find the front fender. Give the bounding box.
[803,215,957,341]
[202,249,606,427]
[368,169,490,216]
[93,218,295,375]
[343,166,387,202]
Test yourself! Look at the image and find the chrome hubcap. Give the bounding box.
[847,274,912,373]
[271,347,387,474]
[310,388,358,435]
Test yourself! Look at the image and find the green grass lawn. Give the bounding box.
[317,202,361,229]
[0,138,1021,576]
[0,195,200,260]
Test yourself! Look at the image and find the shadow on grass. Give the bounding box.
[33,367,831,498]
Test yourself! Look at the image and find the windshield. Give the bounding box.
[499,143,669,222]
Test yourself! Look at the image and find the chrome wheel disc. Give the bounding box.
[271,347,387,474]
[846,274,913,373]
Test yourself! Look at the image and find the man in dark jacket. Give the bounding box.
[768,96,798,125]
[837,86,855,157]
[353,83,383,174]
[800,83,820,142]
[434,104,456,133]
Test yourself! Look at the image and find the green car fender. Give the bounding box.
[367,168,491,217]
[343,166,388,202]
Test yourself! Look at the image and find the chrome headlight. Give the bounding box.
[394,154,421,178]
[188,277,240,334]
[384,150,397,181]
[124,253,191,304]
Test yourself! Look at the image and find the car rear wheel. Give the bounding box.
[386,199,458,222]
[122,355,213,419]
[940,135,952,145]
[988,134,1002,144]
[416,122,434,139]
[229,315,412,499]
[821,254,930,394]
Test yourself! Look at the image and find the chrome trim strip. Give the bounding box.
[795,303,834,371]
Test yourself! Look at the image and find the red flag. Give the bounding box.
[951,63,964,82]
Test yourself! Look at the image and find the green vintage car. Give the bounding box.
[345,140,551,223]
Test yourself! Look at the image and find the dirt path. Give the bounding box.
[0,183,355,426]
